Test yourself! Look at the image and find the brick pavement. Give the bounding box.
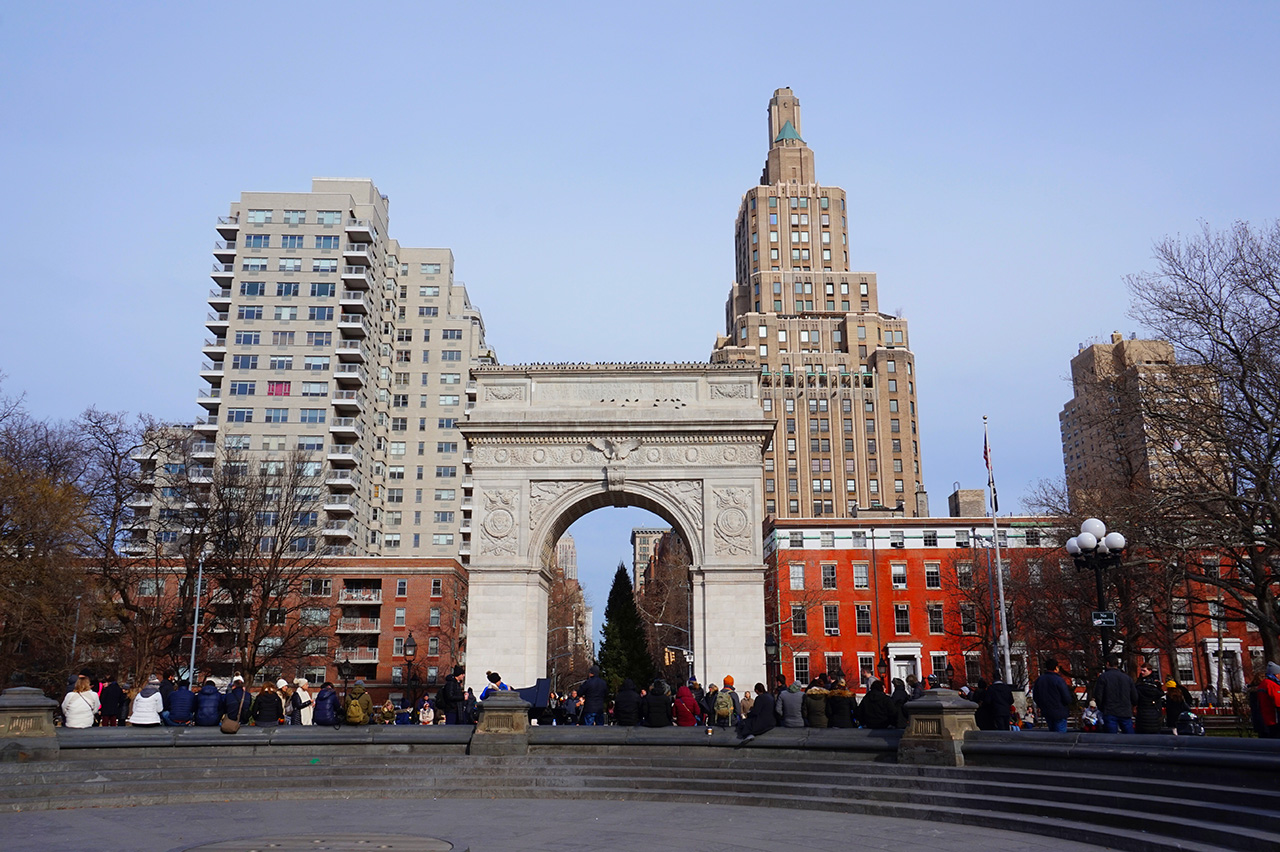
[0,797,1110,852]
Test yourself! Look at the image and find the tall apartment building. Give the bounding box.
[711,89,927,520]
[629,527,668,591]
[202,178,494,561]
[556,533,579,581]
[1059,331,1181,502]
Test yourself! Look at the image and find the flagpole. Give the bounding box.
[985,416,1014,686]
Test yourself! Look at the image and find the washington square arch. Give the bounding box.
[458,363,773,692]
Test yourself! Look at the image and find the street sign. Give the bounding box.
[1092,611,1117,627]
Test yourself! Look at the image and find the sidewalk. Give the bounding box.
[2,796,1110,852]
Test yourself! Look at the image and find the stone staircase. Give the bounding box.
[3,745,1277,852]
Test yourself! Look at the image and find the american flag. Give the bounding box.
[984,426,999,514]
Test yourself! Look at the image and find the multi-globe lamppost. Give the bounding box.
[1064,518,1127,662]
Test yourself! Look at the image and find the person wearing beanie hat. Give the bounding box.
[480,671,512,701]
[1258,661,1280,738]
[128,675,165,727]
[710,676,741,728]
[292,678,314,726]
[434,664,465,725]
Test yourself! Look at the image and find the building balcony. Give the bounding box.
[342,243,374,265]
[336,340,366,363]
[339,290,372,313]
[466,381,477,397]
[461,496,472,509]
[208,287,232,309]
[199,361,224,380]
[127,495,153,510]
[323,521,355,540]
[337,647,379,663]
[461,475,473,490]
[194,416,219,432]
[213,242,236,263]
[335,617,380,633]
[197,387,221,409]
[331,389,363,413]
[345,218,375,242]
[341,266,373,289]
[211,263,234,284]
[458,540,471,558]
[327,443,359,465]
[338,588,382,605]
[191,441,217,458]
[323,544,358,557]
[334,364,366,387]
[337,314,368,338]
[206,312,229,333]
[216,215,240,239]
[329,417,362,439]
[189,466,214,483]
[459,518,472,534]
[325,468,358,489]
[324,492,357,513]
[203,337,227,358]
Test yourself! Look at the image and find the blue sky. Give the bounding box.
[2,3,1277,625]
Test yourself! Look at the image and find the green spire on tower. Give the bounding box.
[774,120,803,143]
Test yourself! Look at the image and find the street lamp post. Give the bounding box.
[547,624,576,693]
[764,634,779,685]
[1065,518,1127,663]
[403,632,419,722]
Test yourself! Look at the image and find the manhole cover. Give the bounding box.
[184,836,453,852]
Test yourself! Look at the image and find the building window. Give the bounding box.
[925,563,941,589]
[853,563,868,589]
[431,534,453,546]
[927,603,944,634]
[396,578,408,597]
[894,604,910,634]
[855,604,871,634]
[957,563,973,589]
[891,563,907,589]
[790,604,807,635]
[820,531,834,548]
[431,579,443,596]
[789,563,804,590]
[960,603,977,634]
[823,604,839,636]
[1176,649,1195,683]
[821,563,836,589]
[923,530,938,547]
[789,531,804,548]
[793,654,810,685]
[394,607,406,627]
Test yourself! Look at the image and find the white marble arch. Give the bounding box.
[458,363,774,694]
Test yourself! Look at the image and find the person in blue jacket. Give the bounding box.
[194,679,225,726]
[311,681,343,726]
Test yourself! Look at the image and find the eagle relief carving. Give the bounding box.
[586,437,642,461]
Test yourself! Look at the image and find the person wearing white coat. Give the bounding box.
[293,678,314,726]
[61,675,101,728]
[128,675,165,727]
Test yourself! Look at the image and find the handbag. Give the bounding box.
[220,690,248,734]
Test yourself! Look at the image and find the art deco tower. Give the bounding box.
[712,89,927,519]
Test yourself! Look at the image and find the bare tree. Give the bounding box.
[1125,221,1280,664]
[634,531,692,685]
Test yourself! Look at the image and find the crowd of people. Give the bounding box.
[52,658,1280,739]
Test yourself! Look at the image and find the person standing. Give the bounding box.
[1032,659,1075,733]
[61,674,100,729]
[436,665,465,724]
[983,675,1015,731]
[1134,664,1166,734]
[579,666,608,726]
[98,674,127,727]
[1095,658,1138,734]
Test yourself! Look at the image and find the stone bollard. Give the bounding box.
[897,687,978,767]
[0,686,61,762]
[470,691,531,756]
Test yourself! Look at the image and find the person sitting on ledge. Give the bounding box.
[479,671,512,700]
[857,679,903,729]
[736,682,776,743]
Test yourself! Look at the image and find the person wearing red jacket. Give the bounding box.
[1260,661,1280,739]
[673,685,700,726]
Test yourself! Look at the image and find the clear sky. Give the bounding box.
[2,2,1277,626]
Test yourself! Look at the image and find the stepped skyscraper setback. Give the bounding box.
[713,89,927,519]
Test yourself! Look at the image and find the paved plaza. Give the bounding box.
[1,797,1109,852]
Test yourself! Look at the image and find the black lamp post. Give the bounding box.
[336,652,353,706]
[764,634,779,684]
[1065,518,1127,663]
[945,661,955,688]
[403,632,419,722]
[877,655,890,684]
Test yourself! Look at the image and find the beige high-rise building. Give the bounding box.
[201,178,494,561]
[712,89,927,519]
[1059,331,1180,502]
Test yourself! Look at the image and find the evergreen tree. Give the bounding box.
[597,562,654,693]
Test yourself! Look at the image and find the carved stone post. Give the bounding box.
[470,691,531,756]
[0,686,61,762]
[897,688,978,766]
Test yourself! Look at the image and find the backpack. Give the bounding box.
[346,696,367,725]
[714,689,734,720]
